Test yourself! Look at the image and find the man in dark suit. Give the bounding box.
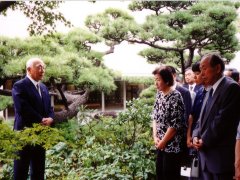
[12,57,54,180]
[192,53,240,180]
[236,123,240,180]
[166,66,192,127]
[183,67,202,94]
[187,62,209,149]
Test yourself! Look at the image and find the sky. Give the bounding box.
[0,1,157,76]
[1,1,239,72]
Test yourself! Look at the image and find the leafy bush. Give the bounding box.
[0,122,64,179]
[1,98,156,179]
[45,98,156,179]
[0,96,13,111]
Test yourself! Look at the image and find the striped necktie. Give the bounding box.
[36,83,42,97]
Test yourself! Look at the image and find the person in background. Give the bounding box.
[183,68,202,93]
[224,67,240,180]
[235,123,240,180]
[12,57,54,180]
[187,62,209,149]
[183,68,201,104]
[167,66,192,180]
[192,53,240,180]
[186,62,210,180]
[224,67,239,83]
[152,66,185,180]
[167,65,192,128]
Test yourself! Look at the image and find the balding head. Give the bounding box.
[200,53,224,86]
[201,53,225,73]
[26,57,44,69]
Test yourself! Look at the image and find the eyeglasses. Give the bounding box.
[34,64,46,70]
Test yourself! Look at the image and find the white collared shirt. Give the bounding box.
[27,74,39,87]
[27,74,41,97]
[211,76,224,96]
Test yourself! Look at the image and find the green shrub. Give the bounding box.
[0,96,13,111]
[1,98,156,179]
[45,98,155,179]
[0,123,64,178]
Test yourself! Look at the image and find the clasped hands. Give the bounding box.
[41,117,53,126]
[192,137,204,150]
[154,137,166,151]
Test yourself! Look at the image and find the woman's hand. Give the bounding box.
[187,135,193,148]
[156,139,167,150]
[154,136,161,148]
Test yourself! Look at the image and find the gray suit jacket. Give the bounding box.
[193,77,240,174]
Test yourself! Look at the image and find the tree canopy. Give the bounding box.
[0,1,71,36]
[85,1,240,75]
[0,28,117,122]
[1,1,240,121]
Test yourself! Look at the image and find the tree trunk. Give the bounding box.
[54,90,89,123]
[0,89,12,96]
[179,50,186,82]
[185,48,194,68]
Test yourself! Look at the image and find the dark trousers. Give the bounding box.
[14,145,45,180]
[201,169,234,180]
[156,150,182,180]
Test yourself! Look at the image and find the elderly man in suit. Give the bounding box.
[192,53,240,180]
[12,57,54,180]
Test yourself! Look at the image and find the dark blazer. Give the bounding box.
[190,87,206,132]
[176,85,192,127]
[193,77,240,174]
[12,77,54,130]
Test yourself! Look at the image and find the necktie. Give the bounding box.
[201,88,213,120]
[36,83,42,97]
[202,89,207,98]
[206,88,213,106]
[190,85,193,91]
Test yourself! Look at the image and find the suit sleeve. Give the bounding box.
[44,86,54,120]
[202,83,240,147]
[192,120,200,138]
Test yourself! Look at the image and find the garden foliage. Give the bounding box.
[44,98,155,179]
[1,87,157,179]
[0,123,64,179]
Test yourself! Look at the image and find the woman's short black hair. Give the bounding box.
[152,66,174,86]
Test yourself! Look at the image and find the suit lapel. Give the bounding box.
[25,77,43,103]
[201,77,226,130]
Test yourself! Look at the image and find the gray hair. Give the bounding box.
[26,57,43,69]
